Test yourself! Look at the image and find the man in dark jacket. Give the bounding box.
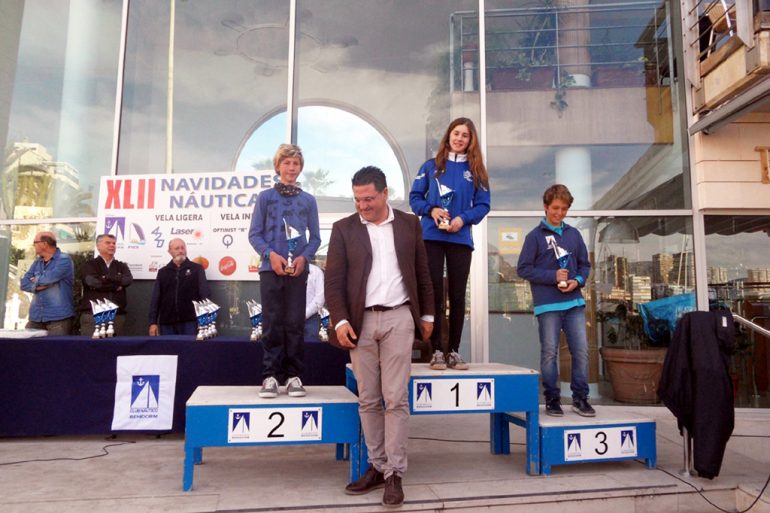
[148,238,210,336]
[79,234,133,336]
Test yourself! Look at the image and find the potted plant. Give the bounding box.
[599,302,667,404]
[589,27,654,87]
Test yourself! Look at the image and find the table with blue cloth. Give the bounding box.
[0,336,350,436]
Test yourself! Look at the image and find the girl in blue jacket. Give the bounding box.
[409,118,491,370]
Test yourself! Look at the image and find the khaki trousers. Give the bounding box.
[350,306,414,478]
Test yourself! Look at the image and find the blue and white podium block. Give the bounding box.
[183,386,365,491]
[346,363,541,475]
[504,406,656,475]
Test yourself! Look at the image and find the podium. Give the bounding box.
[504,406,656,475]
[183,386,365,491]
[346,363,541,475]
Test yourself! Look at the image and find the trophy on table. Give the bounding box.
[436,179,455,230]
[246,300,263,341]
[90,300,105,339]
[193,299,220,340]
[547,238,571,289]
[90,299,118,339]
[318,307,330,342]
[283,219,302,275]
[104,299,118,337]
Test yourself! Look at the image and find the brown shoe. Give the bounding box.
[344,465,385,495]
[382,474,404,508]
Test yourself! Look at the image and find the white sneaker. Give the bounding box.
[259,376,279,398]
[285,377,306,397]
[447,351,469,370]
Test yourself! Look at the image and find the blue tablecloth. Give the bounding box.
[0,336,350,436]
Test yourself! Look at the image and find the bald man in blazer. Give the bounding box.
[325,166,434,508]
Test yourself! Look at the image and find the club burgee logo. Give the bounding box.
[476,382,492,406]
[566,433,582,458]
[131,375,160,412]
[231,412,250,438]
[415,382,432,408]
[621,429,636,454]
[301,410,320,437]
[111,355,177,431]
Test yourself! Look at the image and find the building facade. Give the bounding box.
[1,0,768,406]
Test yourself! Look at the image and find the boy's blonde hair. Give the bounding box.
[273,144,304,175]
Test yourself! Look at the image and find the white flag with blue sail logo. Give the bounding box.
[111,355,178,430]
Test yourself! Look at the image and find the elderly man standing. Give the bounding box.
[325,166,434,508]
[148,238,209,336]
[20,231,75,335]
[79,234,133,336]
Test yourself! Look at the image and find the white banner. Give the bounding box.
[564,426,638,461]
[111,355,178,431]
[228,407,323,443]
[96,171,275,280]
[412,378,495,412]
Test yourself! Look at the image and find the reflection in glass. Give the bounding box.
[488,215,694,403]
[1,0,121,218]
[236,106,402,206]
[705,216,770,406]
[484,0,689,210]
[118,0,290,175]
[294,0,479,214]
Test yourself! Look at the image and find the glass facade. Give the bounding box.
[3,0,763,406]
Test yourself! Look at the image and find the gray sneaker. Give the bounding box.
[259,376,279,398]
[429,350,447,370]
[446,351,469,370]
[285,377,306,397]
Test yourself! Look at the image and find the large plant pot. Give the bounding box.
[600,347,667,404]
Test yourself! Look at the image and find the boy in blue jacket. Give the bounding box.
[517,184,595,417]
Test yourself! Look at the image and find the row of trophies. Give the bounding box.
[90,299,119,339]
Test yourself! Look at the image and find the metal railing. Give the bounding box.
[450,1,669,93]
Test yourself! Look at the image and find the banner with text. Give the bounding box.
[96,171,275,280]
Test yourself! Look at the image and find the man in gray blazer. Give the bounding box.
[325,166,434,508]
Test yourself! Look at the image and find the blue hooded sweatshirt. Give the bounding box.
[517,220,590,316]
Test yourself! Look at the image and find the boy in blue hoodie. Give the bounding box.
[517,184,595,417]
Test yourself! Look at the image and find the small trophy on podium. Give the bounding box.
[246,300,263,341]
[436,179,455,230]
[318,307,330,342]
[548,238,571,289]
[283,218,302,274]
[90,300,105,339]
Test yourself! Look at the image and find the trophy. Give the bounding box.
[90,300,105,339]
[436,179,455,230]
[283,218,302,274]
[193,301,206,340]
[246,300,263,341]
[318,307,330,342]
[548,238,571,289]
[104,299,118,337]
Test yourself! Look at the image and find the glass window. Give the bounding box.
[294,0,480,213]
[484,0,689,210]
[1,0,121,219]
[488,215,694,404]
[705,215,770,406]
[118,0,290,175]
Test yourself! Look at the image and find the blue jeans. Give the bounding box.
[537,306,589,401]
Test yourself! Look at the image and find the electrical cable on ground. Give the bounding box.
[0,438,136,466]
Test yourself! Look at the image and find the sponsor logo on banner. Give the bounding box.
[97,171,275,281]
[231,412,250,439]
[130,375,160,417]
[112,355,177,431]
